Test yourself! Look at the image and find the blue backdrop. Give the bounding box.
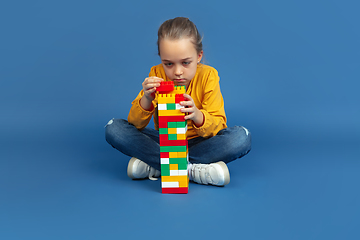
[1,0,359,239]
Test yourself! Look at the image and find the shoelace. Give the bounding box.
[148,167,158,181]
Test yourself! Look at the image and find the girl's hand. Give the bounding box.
[140,77,163,111]
[142,77,163,101]
[180,94,204,127]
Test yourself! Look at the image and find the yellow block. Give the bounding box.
[177,134,186,140]
[177,152,187,158]
[162,176,186,181]
[161,175,188,187]
[172,87,186,94]
[168,128,177,134]
[169,152,177,158]
[157,94,175,104]
[169,164,178,170]
[179,180,188,188]
[161,175,188,188]
[158,109,183,116]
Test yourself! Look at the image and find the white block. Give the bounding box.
[170,170,179,176]
[177,127,186,134]
[158,104,167,110]
[176,103,182,110]
[178,170,187,176]
[162,182,179,188]
[161,158,169,164]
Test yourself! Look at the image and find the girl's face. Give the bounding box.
[159,38,203,89]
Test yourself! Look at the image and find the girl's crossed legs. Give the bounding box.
[105,118,251,171]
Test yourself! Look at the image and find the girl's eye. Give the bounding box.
[164,62,173,67]
[183,62,190,65]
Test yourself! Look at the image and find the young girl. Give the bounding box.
[105,17,251,186]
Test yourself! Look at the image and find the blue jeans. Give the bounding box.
[105,119,251,171]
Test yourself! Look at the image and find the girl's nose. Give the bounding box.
[175,65,183,76]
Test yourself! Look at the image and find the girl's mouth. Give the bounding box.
[174,79,186,83]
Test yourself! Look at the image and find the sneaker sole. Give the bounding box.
[215,161,230,186]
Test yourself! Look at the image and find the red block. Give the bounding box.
[159,134,168,142]
[158,120,167,128]
[175,94,185,103]
[160,139,187,146]
[162,187,188,194]
[156,81,174,93]
[158,116,185,122]
[160,152,169,158]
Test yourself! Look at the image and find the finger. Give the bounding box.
[148,77,164,83]
[145,87,156,95]
[184,112,194,120]
[147,83,161,89]
[183,94,192,101]
[180,107,194,113]
[180,101,193,107]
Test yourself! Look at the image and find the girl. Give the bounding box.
[105,17,251,186]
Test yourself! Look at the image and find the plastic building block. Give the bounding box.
[162,181,179,188]
[172,86,186,94]
[159,134,168,141]
[157,103,167,110]
[168,134,177,140]
[167,122,177,128]
[176,121,187,128]
[169,152,178,158]
[177,151,187,158]
[162,187,188,194]
[161,164,170,176]
[158,109,183,116]
[159,128,168,134]
[158,121,167,128]
[177,134,186,140]
[160,146,187,153]
[175,94,185,103]
[160,158,169,164]
[159,139,187,146]
[169,164,178,170]
[158,116,185,122]
[160,152,169,158]
[156,81,174,93]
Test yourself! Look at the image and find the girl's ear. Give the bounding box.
[197,50,203,63]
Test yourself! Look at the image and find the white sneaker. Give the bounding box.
[127,157,160,181]
[188,161,230,186]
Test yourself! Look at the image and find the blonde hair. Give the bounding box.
[157,17,203,56]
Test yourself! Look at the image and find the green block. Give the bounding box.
[160,146,187,152]
[161,164,170,176]
[168,122,177,128]
[169,158,187,164]
[177,162,188,170]
[168,134,177,140]
[176,121,186,128]
[167,103,176,110]
[159,128,168,134]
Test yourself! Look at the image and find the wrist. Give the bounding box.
[140,95,154,111]
[193,110,204,128]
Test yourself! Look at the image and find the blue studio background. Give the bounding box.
[1,0,359,239]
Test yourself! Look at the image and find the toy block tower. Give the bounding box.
[156,81,189,194]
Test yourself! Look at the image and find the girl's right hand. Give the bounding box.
[142,77,163,101]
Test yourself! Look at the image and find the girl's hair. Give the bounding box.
[157,17,203,56]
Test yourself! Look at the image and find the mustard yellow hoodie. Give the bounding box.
[128,64,227,139]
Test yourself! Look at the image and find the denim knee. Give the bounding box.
[221,126,252,157]
[105,119,129,146]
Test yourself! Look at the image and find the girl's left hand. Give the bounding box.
[180,94,204,127]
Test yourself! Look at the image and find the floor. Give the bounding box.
[1,0,359,239]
